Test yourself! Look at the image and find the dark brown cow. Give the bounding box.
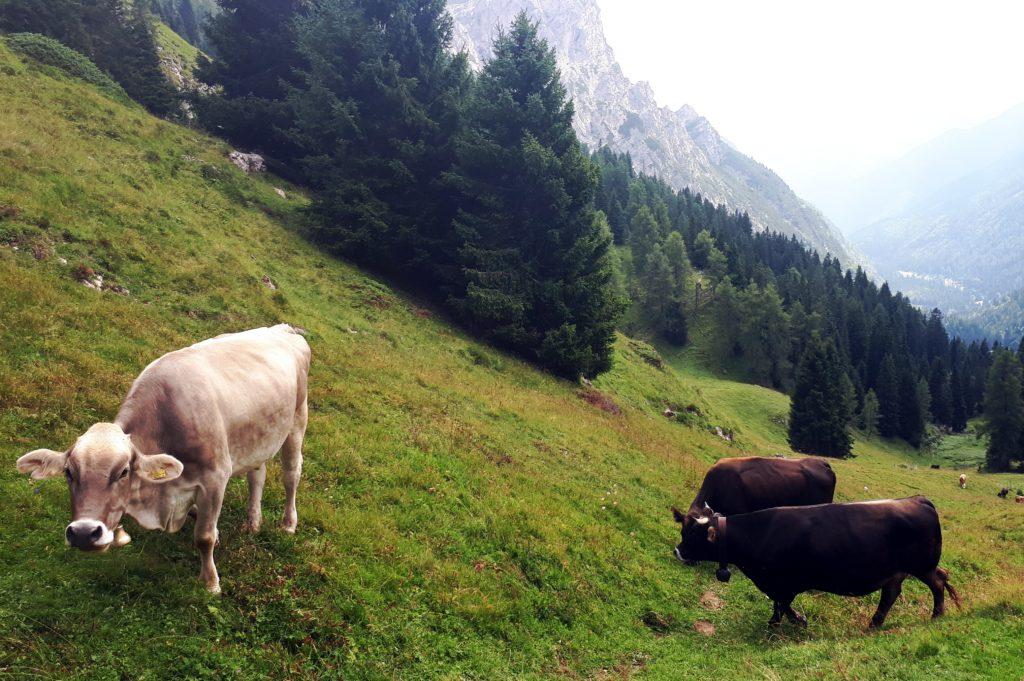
[672,496,960,628]
[680,456,836,529]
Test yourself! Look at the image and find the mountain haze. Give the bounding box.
[830,103,1024,320]
[447,0,862,267]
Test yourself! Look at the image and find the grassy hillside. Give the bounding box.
[0,40,1022,679]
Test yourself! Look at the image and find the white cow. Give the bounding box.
[17,325,311,593]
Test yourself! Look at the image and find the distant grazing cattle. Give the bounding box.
[672,496,960,628]
[998,488,1010,499]
[16,325,311,594]
[679,456,836,530]
[959,474,967,489]
[1017,496,1024,504]
[930,464,940,470]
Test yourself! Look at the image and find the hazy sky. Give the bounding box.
[596,0,1024,205]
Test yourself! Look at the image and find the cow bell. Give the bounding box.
[715,566,732,583]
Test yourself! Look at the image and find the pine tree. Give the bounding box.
[662,230,691,296]
[198,0,310,162]
[861,389,880,435]
[788,335,852,458]
[449,13,623,377]
[876,354,901,438]
[983,350,1024,472]
[950,367,968,432]
[898,367,926,448]
[628,206,660,274]
[641,245,674,318]
[928,358,952,426]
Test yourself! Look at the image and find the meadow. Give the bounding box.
[0,41,1022,679]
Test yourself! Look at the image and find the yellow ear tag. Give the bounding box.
[151,467,168,480]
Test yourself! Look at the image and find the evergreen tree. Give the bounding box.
[286,0,471,288]
[982,350,1024,472]
[928,358,952,426]
[641,245,674,318]
[691,228,715,268]
[861,389,880,435]
[788,335,852,458]
[737,284,791,389]
[662,230,691,296]
[950,367,968,432]
[628,206,660,274]
[198,0,310,168]
[876,354,901,437]
[449,13,622,377]
[898,367,926,448]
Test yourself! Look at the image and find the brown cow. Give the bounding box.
[679,456,836,527]
[673,497,960,628]
[16,325,310,593]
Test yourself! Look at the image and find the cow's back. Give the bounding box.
[739,497,942,597]
[117,325,311,473]
[699,457,835,515]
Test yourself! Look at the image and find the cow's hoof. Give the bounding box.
[280,523,297,535]
[241,520,261,534]
[206,583,221,595]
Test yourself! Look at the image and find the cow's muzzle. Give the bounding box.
[66,519,114,552]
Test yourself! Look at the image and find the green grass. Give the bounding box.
[928,423,989,471]
[0,40,1022,679]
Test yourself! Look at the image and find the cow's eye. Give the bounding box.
[118,468,130,480]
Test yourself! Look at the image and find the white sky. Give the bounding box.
[596,0,1024,207]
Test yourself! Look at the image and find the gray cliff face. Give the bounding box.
[447,0,861,267]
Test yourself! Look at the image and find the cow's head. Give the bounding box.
[16,423,182,551]
[671,503,719,563]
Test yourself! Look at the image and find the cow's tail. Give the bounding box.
[938,567,962,610]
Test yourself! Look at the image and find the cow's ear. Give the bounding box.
[707,526,719,543]
[672,507,686,524]
[17,449,66,479]
[135,453,183,484]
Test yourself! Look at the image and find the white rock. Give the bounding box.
[229,151,266,173]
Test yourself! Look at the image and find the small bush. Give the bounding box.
[4,33,129,103]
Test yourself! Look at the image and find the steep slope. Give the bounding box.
[1,39,1022,679]
[833,103,1024,318]
[447,0,863,268]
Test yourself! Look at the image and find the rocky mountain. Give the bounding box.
[447,0,862,267]
[833,103,1024,319]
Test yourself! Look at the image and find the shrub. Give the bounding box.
[4,33,129,103]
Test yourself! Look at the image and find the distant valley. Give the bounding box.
[823,102,1024,336]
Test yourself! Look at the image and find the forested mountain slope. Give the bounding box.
[1,37,1022,679]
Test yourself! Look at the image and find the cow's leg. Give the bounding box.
[195,483,225,594]
[242,463,267,533]
[769,602,784,626]
[781,598,807,626]
[279,417,305,534]
[870,576,905,628]
[919,568,949,618]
